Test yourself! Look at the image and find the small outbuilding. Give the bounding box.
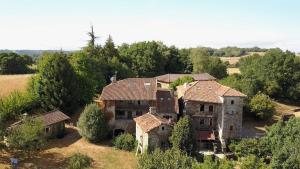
[134,112,173,153]
[41,110,70,138]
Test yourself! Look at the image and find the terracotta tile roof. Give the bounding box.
[41,110,70,126]
[155,73,216,83]
[134,113,171,133]
[183,81,246,103]
[156,89,178,114]
[100,78,157,100]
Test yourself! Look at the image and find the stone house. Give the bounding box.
[97,73,246,152]
[96,78,178,136]
[182,80,246,151]
[134,109,173,153]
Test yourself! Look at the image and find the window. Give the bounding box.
[127,111,133,119]
[160,98,164,101]
[231,100,234,105]
[167,98,171,101]
[209,105,213,112]
[200,119,205,126]
[163,115,172,119]
[161,126,165,131]
[116,110,125,119]
[230,125,233,131]
[200,104,204,111]
[45,127,50,133]
[209,119,213,126]
[137,100,141,105]
[136,111,142,116]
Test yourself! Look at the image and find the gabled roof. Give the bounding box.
[134,113,171,133]
[100,78,157,100]
[41,110,70,126]
[183,81,246,103]
[155,73,216,83]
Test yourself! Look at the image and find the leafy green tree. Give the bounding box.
[66,153,92,169]
[34,52,79,114]
[77,103,109,142]
[7,116,45,156]
[70,51,106,104]
[138,148,195,169]
[0,53,33,74]
[190,48,227,79]
[114,133,136,151]
[169,76,194,90]
[228,139,262,158]
[239,49,300,101]
[118,41,168,77]
[239,155,268,169]
[164,46,186,73]
[102,35,119,61]
[249,93,275,120]
[170,116,196,154]
[192,156,234,169]
[179,48,193,73]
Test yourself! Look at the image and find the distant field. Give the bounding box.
[220,52,266,65]
[0,74,33,98]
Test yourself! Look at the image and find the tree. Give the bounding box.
[113,133,136,151]
[70,51,106,104]
[190,48,228,79]
[102,35,119,61]
[34,52,79,114]
[138,148,195,169]
[77,103,109,142]
[239,155,268,169]
[239,49,300,101]
[169,116,196,154]
[192,156,235,169]
[7,116,45,156]
[0,53,33,74]
[249,93,275,120]
[169,76,194,90]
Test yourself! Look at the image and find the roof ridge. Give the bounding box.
[183,80,200,96]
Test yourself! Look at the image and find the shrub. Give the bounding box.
[239,155,267,169]
[6,116,45,156]
[77,103,109,142]
[114,133,136,151]
[66,153,92,169]
[169,76,194,90]
[249,93,275,120]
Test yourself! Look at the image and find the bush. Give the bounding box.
[6,116,45,156]
[77,103,109,142]
[66,153,92,169]
[239,155,267,169]
[249,93,275,120]
[169,76,194,90]
[138,148,195,169]
[114,133,136,151]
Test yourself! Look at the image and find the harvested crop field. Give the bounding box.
[0,74,33,98]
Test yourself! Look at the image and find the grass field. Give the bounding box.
[0,74,33,98]
[220,52,266,66]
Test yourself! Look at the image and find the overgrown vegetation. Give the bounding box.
[66,152,93,169]
[229,118,300,168]
[77,103,109,142]
[6,116,45,156]
[169,76,194,90]
[114,133,136,151]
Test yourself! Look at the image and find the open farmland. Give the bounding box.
[220,52,266,66]
[0,74,33,98]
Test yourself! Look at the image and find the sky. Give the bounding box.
[0,0,300,52]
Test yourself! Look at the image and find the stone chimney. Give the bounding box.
[149,107,157,114]
[110,71,117,83]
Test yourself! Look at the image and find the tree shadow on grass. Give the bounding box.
[45,127,81,149]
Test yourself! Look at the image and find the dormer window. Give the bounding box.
[231,100,234,105]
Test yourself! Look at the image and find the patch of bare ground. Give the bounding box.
[0,74,33,98]
[0,110,137,169]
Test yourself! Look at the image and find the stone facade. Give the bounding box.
[135,119,172,153]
